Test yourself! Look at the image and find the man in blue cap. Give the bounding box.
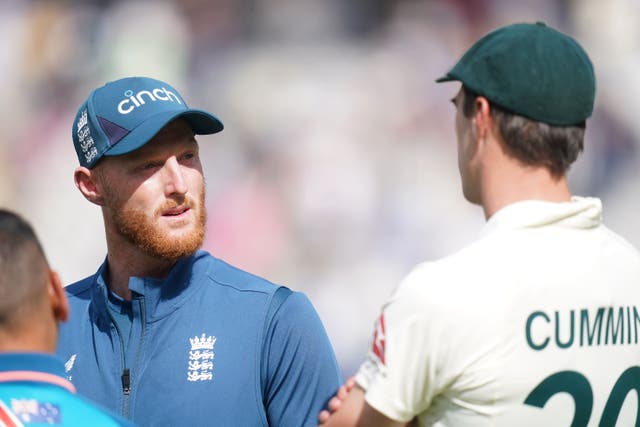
[319,23,640,426]
[57,76,342,426]
[0,209,135,427]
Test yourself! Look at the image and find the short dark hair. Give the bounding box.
[0,209,49,330]
[462,87,585,177]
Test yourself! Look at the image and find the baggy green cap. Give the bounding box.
[436,22,595,126]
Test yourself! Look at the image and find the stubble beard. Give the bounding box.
[110,190,207,262]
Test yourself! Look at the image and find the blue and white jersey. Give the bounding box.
[56,250,342,427]
[0,353,134,427]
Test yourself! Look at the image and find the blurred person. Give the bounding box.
[0,209,134,426]
[318,23,640,426]
[56,76,341,426]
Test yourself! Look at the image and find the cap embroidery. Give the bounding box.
[76,109,98,164]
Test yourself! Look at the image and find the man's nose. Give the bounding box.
[163,157,188,196]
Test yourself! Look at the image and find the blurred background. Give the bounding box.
[2,0,640,377]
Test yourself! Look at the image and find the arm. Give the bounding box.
[323,269,441,426]
[319,384,408,427]
[262,290,343,427]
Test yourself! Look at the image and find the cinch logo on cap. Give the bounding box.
[117,87,183,115]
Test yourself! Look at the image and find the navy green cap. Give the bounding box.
[436,22,595,126]
[73,76,224,168]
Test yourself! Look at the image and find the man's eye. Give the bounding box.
[143,162,160,170]
[181,152,198,163]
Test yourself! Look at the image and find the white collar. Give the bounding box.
[479,196,602,238]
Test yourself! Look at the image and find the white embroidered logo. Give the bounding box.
[64,354,77,381]
[117,87,183,115]
[188,333,215,382]
[76,109,97,164]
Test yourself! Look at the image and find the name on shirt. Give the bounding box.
[526,306,640,351]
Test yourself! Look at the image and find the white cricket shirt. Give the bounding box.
[356,197,640,426]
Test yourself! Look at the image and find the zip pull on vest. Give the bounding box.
[122,368,131,395]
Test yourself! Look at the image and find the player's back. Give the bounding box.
[424,199,640,426]
[485,230,636,425]
[358,199,640,426]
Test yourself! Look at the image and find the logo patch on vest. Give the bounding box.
[188,333,216,382]
[64,354,77,381]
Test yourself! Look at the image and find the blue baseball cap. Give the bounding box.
[72,76,224,168]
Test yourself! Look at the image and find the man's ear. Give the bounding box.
[473,96,494,140]
[74,166,105,206]
[48,270,69,323]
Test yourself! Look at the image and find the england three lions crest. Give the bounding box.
[188,333,216,382]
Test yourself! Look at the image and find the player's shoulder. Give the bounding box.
[0,384,134,427]
[197,253,317,326]
[199,251,282,295]
[390,236,507,309]
[600,224,640,259]
[64,274,98,300]
[402,237,493,284]
[265,288,317,321]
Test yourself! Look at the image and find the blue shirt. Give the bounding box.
[0,353,134,426]
[56,251,342,426]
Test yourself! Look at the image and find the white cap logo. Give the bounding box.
[117,87,183,115]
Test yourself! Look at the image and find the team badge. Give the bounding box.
[371,313,386,366]
[188,333,216,382]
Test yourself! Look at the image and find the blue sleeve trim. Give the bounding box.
[259,290,342,427]
[260,286,292,397]
[266,287,293,325]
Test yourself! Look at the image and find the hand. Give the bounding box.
[318,377,357,424]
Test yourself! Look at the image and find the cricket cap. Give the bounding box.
[72,76,224,168]
[436,22,595,126]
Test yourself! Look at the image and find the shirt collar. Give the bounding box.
[479,196,602,238]
[95,251,199,297]
[93,250,208,321]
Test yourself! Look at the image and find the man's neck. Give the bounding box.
[480,163,572,220]
[0,321,56,353]
[105,242,177,301]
